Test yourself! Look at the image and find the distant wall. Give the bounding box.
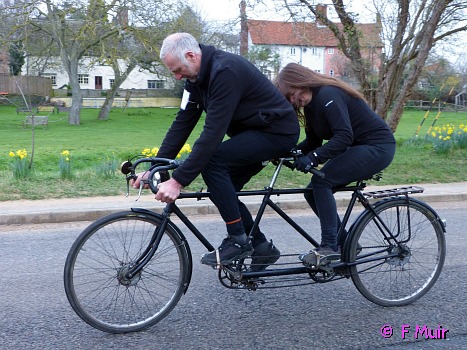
[51,97,181,108]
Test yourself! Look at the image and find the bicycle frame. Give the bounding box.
[124,158,413,280]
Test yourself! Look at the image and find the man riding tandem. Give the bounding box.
[134,32,299,271]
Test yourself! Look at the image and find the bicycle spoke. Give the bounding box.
[64,212,189,333]
[349,198,445,306]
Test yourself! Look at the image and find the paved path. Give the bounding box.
[1,182,466,225]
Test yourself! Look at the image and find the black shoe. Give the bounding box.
[201,236,253,267]
[299,246,341,267]
[249,240,280,272]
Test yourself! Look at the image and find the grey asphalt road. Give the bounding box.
[1,204,466,350]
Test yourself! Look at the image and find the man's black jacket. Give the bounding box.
[157,44,299,186]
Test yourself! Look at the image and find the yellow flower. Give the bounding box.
[9,151,15,157]
[61,150,70,157]
[177,143,192,158]
[16,149,27,159]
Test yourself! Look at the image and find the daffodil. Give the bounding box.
[8,149,30,179]
[59,150,72,179]
[177,143,192,159]
[428,123,467,154]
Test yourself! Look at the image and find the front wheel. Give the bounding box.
[347,198,446,306]
[64,211,191,333]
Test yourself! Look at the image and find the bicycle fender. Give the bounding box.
[341,196,446,262]
[404,197,446,233]
[129,207,193,294]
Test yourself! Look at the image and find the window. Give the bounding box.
[78,74,89,84]
[43,73,57,85]
[329,70,335,77]
[109,79,115,87]
[290,47,296,55]
[328,48,334,54]
[311,48,318,55]
[148,80,164,89]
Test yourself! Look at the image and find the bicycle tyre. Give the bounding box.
[64,211,191,333]
[348,198,445,306]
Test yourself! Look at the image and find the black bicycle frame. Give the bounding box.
[125,159,410,280]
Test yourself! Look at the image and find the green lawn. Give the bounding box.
[1,105,466,201]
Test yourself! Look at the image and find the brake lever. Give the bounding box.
[135,179,152,201]
[125,175,135,197]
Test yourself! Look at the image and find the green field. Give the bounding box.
[1,105,466,201]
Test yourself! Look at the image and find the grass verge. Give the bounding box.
[1,106,466,201]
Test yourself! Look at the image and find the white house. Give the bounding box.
[23,56,168,92]
[244,18,382,82]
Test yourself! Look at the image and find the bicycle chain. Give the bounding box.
[218,254,346,290]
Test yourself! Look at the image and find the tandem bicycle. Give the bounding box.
[64,153,446,333]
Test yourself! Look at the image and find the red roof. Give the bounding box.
[247,19,382,48]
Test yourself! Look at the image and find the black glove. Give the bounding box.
[293,152,319,173]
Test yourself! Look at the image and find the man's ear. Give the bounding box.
[185,51,196,63]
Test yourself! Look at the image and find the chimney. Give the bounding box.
[117,6,129,27]
[315,4,327,27]
[239,0,248,57]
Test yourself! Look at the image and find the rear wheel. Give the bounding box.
[64,211,190,333]
[348,198,445,306]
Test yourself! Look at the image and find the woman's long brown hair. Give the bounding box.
[274,63,365,126]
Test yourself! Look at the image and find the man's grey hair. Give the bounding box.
[160,33,201,65]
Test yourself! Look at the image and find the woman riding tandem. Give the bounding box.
[275,63,396,267]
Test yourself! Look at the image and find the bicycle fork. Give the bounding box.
[125,205,173,280]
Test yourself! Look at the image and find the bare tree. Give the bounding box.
[269,0,467,131]
[32,0,124,124]
[2,0,176,124]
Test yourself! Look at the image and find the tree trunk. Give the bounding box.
[67,65,83,125]
[61,54,83,125]
[98,94,114,120]
[97,61,137,120]
[385,0,445,132]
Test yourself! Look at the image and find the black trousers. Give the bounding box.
[304,142,396,250]
[201,130,298,239]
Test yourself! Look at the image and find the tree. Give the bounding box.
[8,42,25,75]
[96,3,207,120]
[273,0,467,131]
[246,46,281,78]
[32,0,124,124]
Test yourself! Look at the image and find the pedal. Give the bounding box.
[307,264,337,282]
[222,265,243,280]
[243,278,266,291]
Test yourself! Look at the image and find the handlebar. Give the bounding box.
[120,157,181,197]
[120,153,325,197]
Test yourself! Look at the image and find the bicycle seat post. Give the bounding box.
[267,158,288,189]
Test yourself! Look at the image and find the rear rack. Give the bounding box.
[364,186,425,199]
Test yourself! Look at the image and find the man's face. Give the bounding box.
[163,51,200,82]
